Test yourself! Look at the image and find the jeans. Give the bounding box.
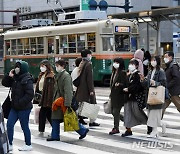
[51,119,87,139]
[7,108,31,145]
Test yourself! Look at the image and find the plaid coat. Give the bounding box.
[0,104,9,154]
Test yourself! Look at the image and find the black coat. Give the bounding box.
[165,61,180,96]
[2,73,34,110]
[110,70,128,108]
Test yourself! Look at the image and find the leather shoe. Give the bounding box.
[89,122,100,127]
[79,129,89,139]
[46,138,60,141]
[121,131,132,137]
[109,128,120,135]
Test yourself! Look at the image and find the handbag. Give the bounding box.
[34,92,42,104]
[71,96,79,111]
[34,106,40,124]
[2,89,12,119]
[147,86,165,105]
[135,91,146,110]
[103,99,111,114]
[78,102,100,119]
[64,107,79,132]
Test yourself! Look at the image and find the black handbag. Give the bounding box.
[2,90,12,119]
[135,91,146,110]
[34,92,42,104]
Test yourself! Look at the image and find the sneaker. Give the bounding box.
[79,129,89,139]
[9,144,13,151]
[38,132,44,137]
[147,131,159,138]
[89,122,100,127]
[147,126,153,135]
[18,145,33,151]
[109,128,120,135]
[121,131,133,137]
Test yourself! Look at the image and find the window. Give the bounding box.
[17,39,23,55]
[5,41,10,55]
[87,33,95,52]
[23,38,30,55]
[37,37,44,54]
[30,38,36,54]
[47,37,54,54]
[60,35,68,54]
[102,35,113,51]
[56,36,60,54]
[77,34,85,53]
[115,34,130,52]
[68,34,76,53]
[11,40,16,55]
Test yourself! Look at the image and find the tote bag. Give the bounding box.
[103,99,111,114]
[78,102,100,119]
[147,86,165,105]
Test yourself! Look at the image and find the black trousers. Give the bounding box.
[39,107,52,132]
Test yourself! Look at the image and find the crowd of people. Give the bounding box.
[0,48,180,153]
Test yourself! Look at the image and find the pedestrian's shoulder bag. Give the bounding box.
[2,89,12,119]
[73,62,87,87]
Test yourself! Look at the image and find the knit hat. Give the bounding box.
[15,60,29,74]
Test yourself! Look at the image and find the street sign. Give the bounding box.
[80,0,90,10]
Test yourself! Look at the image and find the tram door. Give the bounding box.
[47,37,54,54]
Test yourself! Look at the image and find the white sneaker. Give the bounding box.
[9,144,13,151]
[18,145,33,151]
[161,122,166,134]
[147,131,159,138]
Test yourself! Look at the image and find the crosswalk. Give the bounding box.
[1,87,180,154]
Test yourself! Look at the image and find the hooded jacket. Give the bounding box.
[133,49,144,76]
[2,61,34,110]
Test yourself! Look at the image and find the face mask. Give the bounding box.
[151,61,157,67]
[128,64,136,72]
[14,67,20,74]
[40,66,47,72]
[113,63,119,69]
[55,66,63,73]
[164,58,169,64]
[88,55,92,61]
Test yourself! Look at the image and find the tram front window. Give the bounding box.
[102,37,113,51]
[115,34,130,52]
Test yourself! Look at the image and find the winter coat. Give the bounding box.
[110,70,128,108]
[34,71,55,107]
[127,71,143,101]
[51,70,73,120]
[165,61,180,96]
[0,105,8,154]
[145,68,167,110]
[76,59,96,104]
[2,73,34,110]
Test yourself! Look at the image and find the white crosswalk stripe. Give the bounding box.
[3,93,180,154]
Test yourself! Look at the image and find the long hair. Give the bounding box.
[112,57,125,73]
[40,59,54,74]
[149,56,161,70]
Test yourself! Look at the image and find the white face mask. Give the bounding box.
[87,55,92,61]
[151,61,157,67]
[113,63,119,69]
[55,66,63,73]
[15,67,20,74]
[40,66,47,72]
[164,58,169,64]
[128,64,136,72]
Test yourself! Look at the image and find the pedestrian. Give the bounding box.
[71,57,87,125]
[143,56,166,138]
[76,49,100,127]
[0,103,9,154]
[122,59,147,137]
[34,60,55,137]
[47,59,89,141]
[1,60,34,151]
[143,50,151,77]
[133,49,144,76]
[162,51,180,117]
[109,58,128,135]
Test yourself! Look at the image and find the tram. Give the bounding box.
[3,17,139,84]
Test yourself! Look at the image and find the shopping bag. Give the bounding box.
[2,90,12,119]
[78,102,100,119]
[147,86,165,105]
[103,100,111,114]
[64,107,79,132]
[34,106,40,124]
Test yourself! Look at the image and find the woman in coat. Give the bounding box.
[34,60,55,136]
[1,61,34,151]
[122,59,147,137]
[109,58,128,135]
[47,59,89,141]
[144,56,167,138]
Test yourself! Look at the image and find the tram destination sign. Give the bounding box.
[115,26,130,33]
